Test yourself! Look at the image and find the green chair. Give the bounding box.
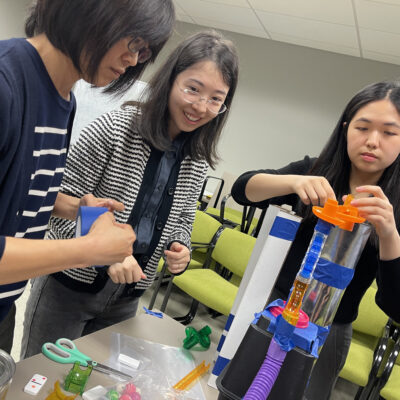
[206,193,259,234]
[148,210,222,310]
[164,226,256,325]
[339,285,393,399]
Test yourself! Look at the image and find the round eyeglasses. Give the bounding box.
[178,85,227,115]
[127,38,152,64]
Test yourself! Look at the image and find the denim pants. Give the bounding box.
[21,275,140,359]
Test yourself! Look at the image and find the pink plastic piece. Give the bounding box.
[269,304,309,328]
[130,393,141,400]
[123,383,136,395]
[119,395,132,400]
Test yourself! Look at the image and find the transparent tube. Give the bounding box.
[302,222,371,327]
[282,220,331,325]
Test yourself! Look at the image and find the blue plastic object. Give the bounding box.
[75,206,108,237]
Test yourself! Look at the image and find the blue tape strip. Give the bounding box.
[217,334,226,352]
[316,325,330,347]
[224,313,235,332]
[212,355,230,375]
[254,300,319,357]
[269,216,300,241]
[76,206,108,237]
[313,258,355,289]
[142,307,163,318]
[274,314,295,352]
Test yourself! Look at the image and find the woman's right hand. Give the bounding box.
[291,175,336,206]
[85,212,136,266]
[107,255,146,284]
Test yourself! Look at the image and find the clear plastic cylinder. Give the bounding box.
[0,350,15,400]
[301,222,371,328]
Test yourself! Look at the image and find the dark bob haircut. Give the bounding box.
[306,80,400,240]
[136,30,239,168]
[25,0,175,95]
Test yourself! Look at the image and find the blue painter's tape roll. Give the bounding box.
[75,206,108,237]
[269,216,300,241]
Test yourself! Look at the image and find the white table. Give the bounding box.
[7,312,219,399]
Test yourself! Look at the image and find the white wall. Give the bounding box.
[1,3,400,191]
[145,22,400,183]
[0,0,30,39]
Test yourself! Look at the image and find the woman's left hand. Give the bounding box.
[350,186,396,240]
[80,193,125,213]
[164,242,190,274]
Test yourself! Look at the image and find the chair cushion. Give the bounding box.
[191,210,222,249]
[173,269,238,316]
[212,228,256,277]
[380,364,400,400]
[352,286,388,337]
[339,331,377,386]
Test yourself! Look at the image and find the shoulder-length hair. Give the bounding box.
[25,0,175,95]
[136,30,239,168]
[304,81,400,238]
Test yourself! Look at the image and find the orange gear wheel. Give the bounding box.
[337,195,365,231]
[312,199,343,226]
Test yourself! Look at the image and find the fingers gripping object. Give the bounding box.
[75,206,109,237]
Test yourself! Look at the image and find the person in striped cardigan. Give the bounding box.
[21,31,240,358]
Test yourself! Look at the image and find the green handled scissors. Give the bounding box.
[42,338,133,380]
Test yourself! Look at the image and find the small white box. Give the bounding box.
[23,374,47,395]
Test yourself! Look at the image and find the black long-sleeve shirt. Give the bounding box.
[231,156,400,323]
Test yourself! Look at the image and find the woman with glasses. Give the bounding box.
[21,30,239,358]
[0,0,174,354]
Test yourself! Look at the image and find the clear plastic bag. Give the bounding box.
[98,333,206,400]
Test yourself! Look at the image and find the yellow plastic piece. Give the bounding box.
[282,277,309,326]
[45,381,77,400]
[173,360,210,391]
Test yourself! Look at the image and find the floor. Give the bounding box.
[12,281,359,399]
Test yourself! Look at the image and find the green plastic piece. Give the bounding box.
[183,325,212,349]
[107,389,120,400]
[64,361,93,395]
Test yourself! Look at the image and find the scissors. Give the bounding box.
[42,338,133,380]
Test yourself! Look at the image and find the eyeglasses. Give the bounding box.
[177,83,227,115]
[127,37,152,64]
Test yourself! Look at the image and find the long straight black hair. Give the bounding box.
[25,0,175,95]
[304,81,400,239]
[135,30,239,168]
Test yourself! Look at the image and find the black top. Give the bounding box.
[231,156,400,323]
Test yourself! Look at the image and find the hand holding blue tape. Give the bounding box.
[75,206,109,238]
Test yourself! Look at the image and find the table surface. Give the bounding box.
[8,311,219,399]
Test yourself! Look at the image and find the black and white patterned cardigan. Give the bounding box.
[47,107,208,292]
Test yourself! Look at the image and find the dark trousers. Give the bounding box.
[304,322,353,400]
[0,303,16,354]
[21,275,140,359]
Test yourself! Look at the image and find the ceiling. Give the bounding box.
[173,0,400,66]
